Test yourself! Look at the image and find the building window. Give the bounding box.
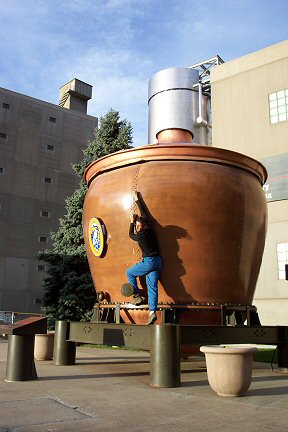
[49,117,56,123]
[43,176,52,184]
[38,236,48,243]
[46,144,55,151]
[2,103,10,109]
[269,89,288,124]
[33,297,43,304]
[277,243,288,280]
[0,132,7,139]
[40,210,50,218]
[0,167,4,175]
[37,264,47,271]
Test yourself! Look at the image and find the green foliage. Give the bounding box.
[39,252,96,326]
[253,348,278,364]
[74,109,133,177]
[51,181,87,256]
[39,109,133,326]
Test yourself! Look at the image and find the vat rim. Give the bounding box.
[84,143,267,187]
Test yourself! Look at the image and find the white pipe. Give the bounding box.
[196,82,211,128]
[198,82,203,120]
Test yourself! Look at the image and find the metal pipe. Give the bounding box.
[196,81,209,127]
[6,335,37,381]
[277,326,288,373]
[53,321,76,366]
[150,324,181,387]
[197,81,203,123]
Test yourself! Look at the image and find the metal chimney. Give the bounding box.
[148,57,224,145]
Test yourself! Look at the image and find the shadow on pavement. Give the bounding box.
[181,380,209,388]
[247,386,288,396]
[38,371,149,380]
[76,359,150,366]
[252,375,288,382]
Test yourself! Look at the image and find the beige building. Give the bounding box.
[0,79,97,313]
[211,40,288,325]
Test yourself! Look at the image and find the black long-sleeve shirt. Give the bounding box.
[129,198,159,258]
[129,223,159,258]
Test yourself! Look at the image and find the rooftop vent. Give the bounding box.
[59,78,92,114]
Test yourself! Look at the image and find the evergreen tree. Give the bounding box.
[39,109,133,326]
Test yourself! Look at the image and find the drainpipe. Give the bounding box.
[196,81,209,127]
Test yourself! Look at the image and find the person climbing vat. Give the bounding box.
[125,191,162,325]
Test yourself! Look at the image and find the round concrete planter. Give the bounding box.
[200,345,258,397]
[34,332,55,361]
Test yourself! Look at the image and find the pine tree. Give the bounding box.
[39,109,133,326]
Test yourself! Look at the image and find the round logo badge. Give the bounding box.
[89,218,106,257]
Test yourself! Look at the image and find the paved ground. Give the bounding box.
[0,337,288,432]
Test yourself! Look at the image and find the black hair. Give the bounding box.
[135,215,149,226]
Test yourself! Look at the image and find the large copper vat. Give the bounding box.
[83,143,267,325]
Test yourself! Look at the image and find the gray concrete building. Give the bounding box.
[0,79,97,313]
[1,42,287,325]
[211,40,288,325]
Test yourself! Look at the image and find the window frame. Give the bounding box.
[38,236,48,243]
[43,176,52,184]
[46,144,55,152]
[276,242,288,280]
[40,210,50,218]
[269,89,288,124]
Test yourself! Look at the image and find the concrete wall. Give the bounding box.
[0,87,97,313]
[211,40,288,159]
[211,40,288,325]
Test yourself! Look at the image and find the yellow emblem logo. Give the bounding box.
[89,218,105,257]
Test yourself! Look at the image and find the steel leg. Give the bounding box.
[6,335,37,381]
[150,324,180,387]
[53,321,76,366]
[277,326,288,373]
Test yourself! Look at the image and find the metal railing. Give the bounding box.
[0,311,43,325]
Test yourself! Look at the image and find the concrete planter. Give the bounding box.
[200,345,258,397]
[34,332,55,361]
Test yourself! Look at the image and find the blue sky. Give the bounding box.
[1,0,287,145]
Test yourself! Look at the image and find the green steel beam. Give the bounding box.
[181,325,281,346]
[69,322,282,349]
[69,322,150,350]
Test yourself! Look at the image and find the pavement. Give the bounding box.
[0,337,288,432]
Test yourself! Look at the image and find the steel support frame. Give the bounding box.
[65,322,288,366]
[53,321,288,387]
[91,303,259,327]
[188,55,225,96]
[69,321,150,349]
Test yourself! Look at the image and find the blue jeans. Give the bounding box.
[126,256,162,312]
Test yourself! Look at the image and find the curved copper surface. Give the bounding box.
[83,143,267,325]
[84,144,267,187]
[157,128,193,143]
